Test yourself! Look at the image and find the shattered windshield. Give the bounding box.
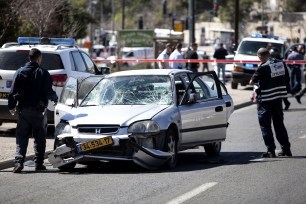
[80,75,173,106]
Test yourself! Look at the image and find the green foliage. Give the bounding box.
[0,0,20,45]
[218,0,261,25]
[284,0,306,12]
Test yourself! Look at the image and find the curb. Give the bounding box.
[0,101,254,171]
[0,151,51,171]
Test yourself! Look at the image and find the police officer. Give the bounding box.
[249,48,292,158]
[186,43,199,72]
[8,48,58,173]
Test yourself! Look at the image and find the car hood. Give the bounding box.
[234,54,259,62]
[62,105,169,126]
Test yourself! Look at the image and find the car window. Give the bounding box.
[71,51,87,72]
[60,77,77,105]
[187,74,219,101]
[78,76,104,103]
[0,51,64,70]
[219,81,229,96]
[81,75,172,106]
[81,52,95,74]
[238,41,285,57]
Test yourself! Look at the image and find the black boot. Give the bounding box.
[278,148,292,157]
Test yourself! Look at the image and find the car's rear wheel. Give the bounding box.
[163,128,178,169]
[231,81,238,89]
[204,142,221,157]
[54,138,76,171]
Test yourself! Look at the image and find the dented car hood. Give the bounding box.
[61,105,169,126]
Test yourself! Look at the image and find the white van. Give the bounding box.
[121,47,153,67]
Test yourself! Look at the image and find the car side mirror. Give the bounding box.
[65,98,75,107]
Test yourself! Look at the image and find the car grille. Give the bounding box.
[77,125,120,134]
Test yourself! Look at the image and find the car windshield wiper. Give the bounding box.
[80,104,99,107]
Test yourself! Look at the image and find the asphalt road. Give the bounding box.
[0,99,306,204]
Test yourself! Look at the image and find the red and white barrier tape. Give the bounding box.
[93,58,306,65]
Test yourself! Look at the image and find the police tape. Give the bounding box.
[93,58,306,65]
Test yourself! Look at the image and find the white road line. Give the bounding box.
[299,135,306,139]
[165,182,217,204]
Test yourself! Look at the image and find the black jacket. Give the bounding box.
[8,62,58,110]
[251,58,290,102]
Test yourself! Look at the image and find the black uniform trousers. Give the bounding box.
[15,108,47,166]
[257,98,290,152]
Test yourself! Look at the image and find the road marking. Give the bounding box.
[249,158,264,162]
[165,182,217,204]
[299,135,306,139]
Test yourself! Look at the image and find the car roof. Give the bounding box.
[108,69,192,77]
[241,37,285,44]
[0,44,79,53]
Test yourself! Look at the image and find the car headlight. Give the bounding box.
[128,120,160,135]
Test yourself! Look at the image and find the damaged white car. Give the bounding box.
[48,69,234,170]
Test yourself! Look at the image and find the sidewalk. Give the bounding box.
[0,83,254,169]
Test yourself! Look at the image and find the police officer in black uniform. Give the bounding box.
[249,48,292,158]
[8,48,58,173]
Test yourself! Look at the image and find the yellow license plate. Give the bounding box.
[0,92,9,99]
[77,136,113,153]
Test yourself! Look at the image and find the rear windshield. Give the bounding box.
[238,41,285,57]
[0,51,64,70]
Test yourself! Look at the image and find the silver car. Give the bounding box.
[49,69,234,170]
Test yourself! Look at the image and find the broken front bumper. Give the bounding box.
[48,134,173,170]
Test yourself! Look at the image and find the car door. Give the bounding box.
[54,77,78,126]
[178,71,227,147]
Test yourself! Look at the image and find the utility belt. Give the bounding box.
[19,105,46,113]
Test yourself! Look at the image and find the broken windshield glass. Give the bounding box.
[80,75,173,106]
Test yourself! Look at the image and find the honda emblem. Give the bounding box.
[95,128,101,134]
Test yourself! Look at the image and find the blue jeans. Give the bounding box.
[290,67,301,94]
[257,99,290,151]
[217,63,226,83]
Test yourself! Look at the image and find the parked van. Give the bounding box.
[121,47,153,67]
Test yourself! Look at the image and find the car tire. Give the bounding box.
[231,81,238,89]
[163,128,178,169]
[54,138,76,171]
[204,142,221,157]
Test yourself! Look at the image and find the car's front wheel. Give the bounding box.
[231,81,238,89]
[163,128,178,168]
[204,142,221,157]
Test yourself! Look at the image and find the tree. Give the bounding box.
[0,0,22,45]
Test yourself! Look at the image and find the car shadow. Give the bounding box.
[2,153,306,174]
[45,151,306,175]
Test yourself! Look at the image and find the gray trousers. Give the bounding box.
[15,108,47,166]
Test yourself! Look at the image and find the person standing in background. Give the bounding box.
[287,45,304,95]
[202,51,210,72]
[157,43,173,69]
[213,43,228,84]
[186,43,199,73]
[169,43,185,69]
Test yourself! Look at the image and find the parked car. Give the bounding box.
[48,69,234,171]
[231,34,286,89]
[0,37,102,125]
